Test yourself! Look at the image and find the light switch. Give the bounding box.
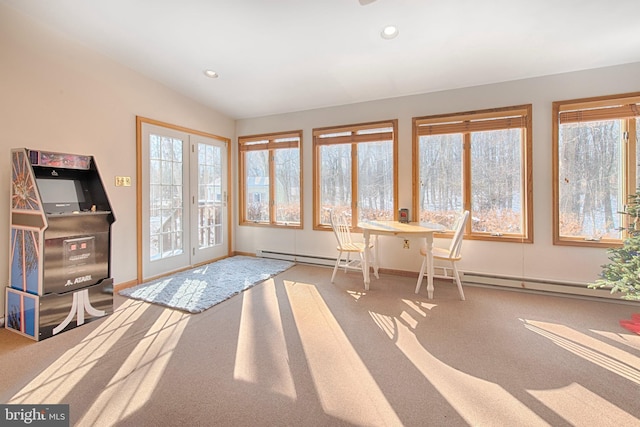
[115,176,132,187]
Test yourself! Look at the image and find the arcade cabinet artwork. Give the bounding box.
[5,148,115,340]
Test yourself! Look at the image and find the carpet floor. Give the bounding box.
[1,264,639,426]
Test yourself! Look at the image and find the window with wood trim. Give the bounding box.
[553,93,640,247]
[313,120,398,229]
[413,105,533,242]
[238,130,302,228]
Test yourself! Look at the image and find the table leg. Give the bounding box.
[425,234,435,299]
[372,235,379,279]
[363,230,371,290]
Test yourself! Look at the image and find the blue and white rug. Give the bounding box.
[119,256,294,313]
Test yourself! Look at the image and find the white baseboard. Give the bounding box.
[255,249,637,303]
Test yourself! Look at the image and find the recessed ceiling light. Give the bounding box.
[204,70,219,78]
[381,25,399,40]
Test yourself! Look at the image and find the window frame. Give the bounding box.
[238,130,303,228]
[412,104,533,243]
[312,119,398,230]
[552,92,640,247]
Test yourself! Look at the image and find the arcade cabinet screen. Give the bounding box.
[36,178,86,212]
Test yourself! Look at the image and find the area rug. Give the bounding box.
[119,256,294,313]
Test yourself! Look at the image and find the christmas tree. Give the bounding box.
[589,192,640,300]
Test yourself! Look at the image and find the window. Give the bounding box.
[553,93,640,247]
[413,105,533,242]
[238,130,302,227]
[313,120,398,229]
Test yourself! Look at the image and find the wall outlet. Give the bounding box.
[403,239,410,249]
[115,176,131,187]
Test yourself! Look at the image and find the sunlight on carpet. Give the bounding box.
[234,279,297,399]
[528,383,640,426]
[522,319,640,385]
[284,279,403,426]
[8,299,150,405]
[79,308,190,426]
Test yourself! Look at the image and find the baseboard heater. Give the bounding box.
[256,249,336,267]
[256,249,631,302]
[461,271,627,301]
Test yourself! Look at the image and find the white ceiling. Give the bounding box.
[4,0,640,119]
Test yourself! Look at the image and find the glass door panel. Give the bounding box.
[191,136,227,265]
[143,124,189,278]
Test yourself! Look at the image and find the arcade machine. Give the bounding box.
[5,148,115,340]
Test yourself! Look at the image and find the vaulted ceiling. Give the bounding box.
[4,0,640,119]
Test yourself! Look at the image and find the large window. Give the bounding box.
[313,120,398,229]
[553,93,640,247]
[413,105,533,242]
[238,130,302,228]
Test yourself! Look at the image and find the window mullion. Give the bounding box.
[622,119,633,235]
[521,128,531,239]
[351,142,359,227]
[240,151,246,224]
[269,149,276,224]
[630,118,638,193]
[463,133,472,234]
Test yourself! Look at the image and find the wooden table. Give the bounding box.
[358,220,444,298]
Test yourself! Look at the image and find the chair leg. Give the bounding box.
[331,250,342,283]
[415,255,427,294]
[344,252,351,272]
[452,262,465,301]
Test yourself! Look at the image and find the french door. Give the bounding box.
[139,120,229,280]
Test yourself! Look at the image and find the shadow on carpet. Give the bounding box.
[119,256,295,313]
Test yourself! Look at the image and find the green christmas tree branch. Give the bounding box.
[589,192,640,300]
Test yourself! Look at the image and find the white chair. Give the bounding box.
[329,210,373,283]
[415,210,469,300]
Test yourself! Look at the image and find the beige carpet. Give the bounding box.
[1,264,639,426]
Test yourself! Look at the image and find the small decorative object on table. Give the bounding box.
[398,208,409,223]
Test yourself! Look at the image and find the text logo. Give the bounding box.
[1,405,69,426]
[64,275,92,287]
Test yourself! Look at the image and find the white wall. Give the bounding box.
[235,62,640,286]
[0,5,235,317]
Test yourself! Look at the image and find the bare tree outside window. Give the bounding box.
[274,147,301,223]
[358,141,394,221]
[418,133,463,229]
[319,143,352,224]
[471,129,523,234]
[558,120,621,240]
[553,93,640,247]
[313,121,398,229]
[245,150,269,222]
[414,105,532,242]
[239,131,302,228]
